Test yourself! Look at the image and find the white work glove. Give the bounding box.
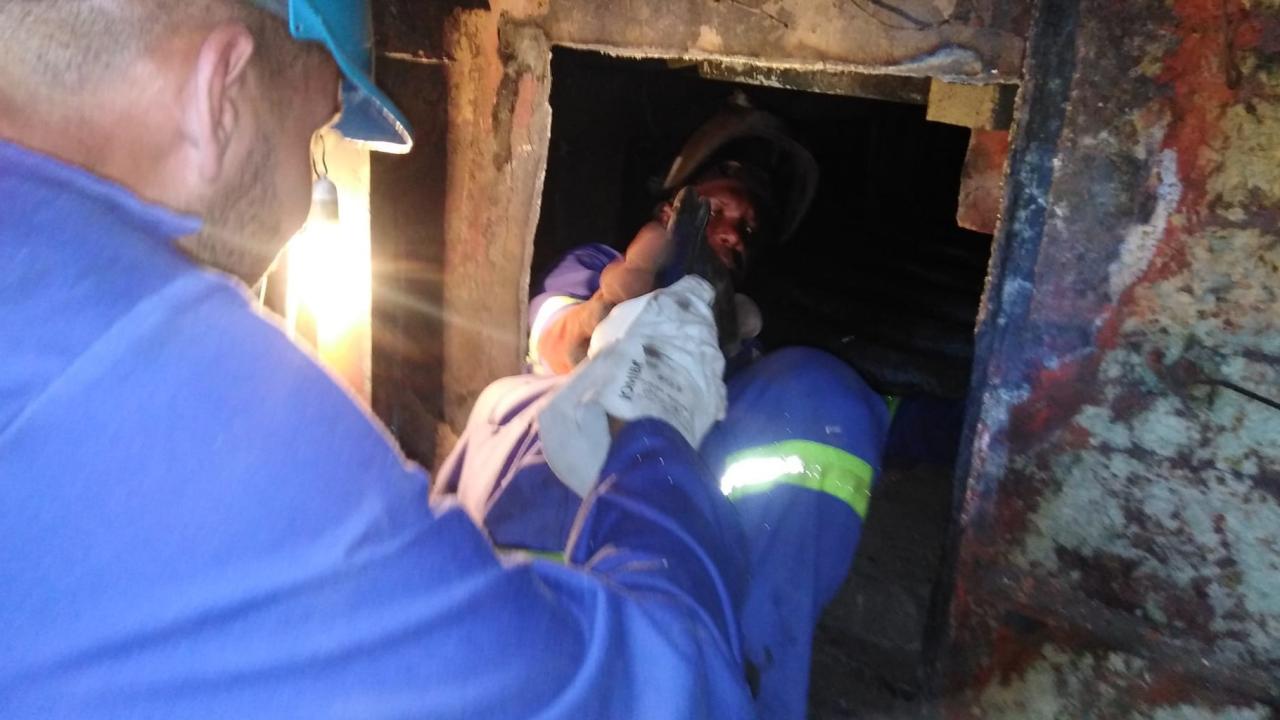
[538,276,728,497]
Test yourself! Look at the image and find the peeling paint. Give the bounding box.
[1109,149,1183,298]
[896,45,987,76]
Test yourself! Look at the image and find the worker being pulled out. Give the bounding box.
[436,99,892,720]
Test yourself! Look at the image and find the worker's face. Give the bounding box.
[195,53,341,283]
[694,178,759,279]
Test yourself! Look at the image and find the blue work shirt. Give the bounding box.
[0,141,753,718]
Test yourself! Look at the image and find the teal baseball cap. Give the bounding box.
[250,0,413,153]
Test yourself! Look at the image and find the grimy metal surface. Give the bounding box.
[537,0,1027,80]
[400,0,1031,441]
[944,0,1280,714]
[369,0,1278,711]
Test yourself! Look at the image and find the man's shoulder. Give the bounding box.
[554,243,623,276]
[133,272,411,465]
[529,243,622,335]
[536,243,622,295]
[6,266,420,490]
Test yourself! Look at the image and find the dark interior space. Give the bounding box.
[533,47,995,716]
[533,48,993,401]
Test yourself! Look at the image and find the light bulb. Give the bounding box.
[286,176,369,350]
[310,175,340,223]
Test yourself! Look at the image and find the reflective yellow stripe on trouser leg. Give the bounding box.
[719,440,875,520]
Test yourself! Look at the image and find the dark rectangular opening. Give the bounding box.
[533,46,997,715]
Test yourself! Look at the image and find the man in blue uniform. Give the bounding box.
[435,106,892,718]
[0,1,757,716]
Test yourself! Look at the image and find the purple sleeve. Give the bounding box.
[528,243,622,327]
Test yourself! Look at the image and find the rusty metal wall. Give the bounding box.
[944,0,1280,714]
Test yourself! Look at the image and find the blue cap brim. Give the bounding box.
[332,63,414,155]
[253,0,414,154]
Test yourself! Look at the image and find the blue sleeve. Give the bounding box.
[528,243,621,327]
[0,275,752,718]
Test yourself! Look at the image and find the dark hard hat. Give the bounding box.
[662,95,818,245]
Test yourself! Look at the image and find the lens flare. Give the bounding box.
[285,176,372,396]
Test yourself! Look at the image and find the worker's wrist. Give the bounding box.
[600,263,657,306]
[535,296,613,374]
[579,293,614,327]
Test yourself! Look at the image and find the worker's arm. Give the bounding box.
[533,292,612,374]
[536,418,753,716]
[534,217,677,374]
[527,243,621,374]
[2,277,753,718]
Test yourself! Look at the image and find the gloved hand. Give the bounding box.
[536,188,764,375]
[597,186,705,308]
[538,276,728,498]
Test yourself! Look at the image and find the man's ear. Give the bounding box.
[184,23,257,182]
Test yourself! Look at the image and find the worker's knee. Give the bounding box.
[734,347,873,404]
[708,347,891,472]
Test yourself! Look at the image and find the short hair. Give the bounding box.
[0,0,319,106]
